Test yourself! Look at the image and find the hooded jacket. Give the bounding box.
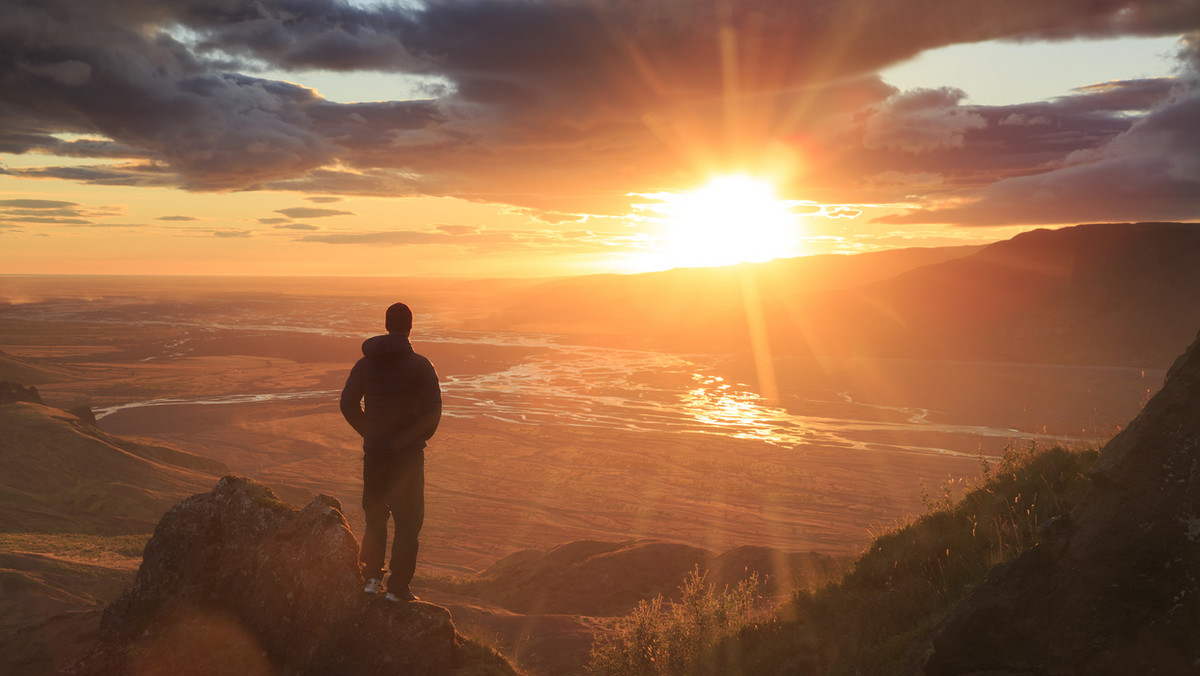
[340,333,441,454]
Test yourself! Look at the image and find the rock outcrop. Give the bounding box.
[0,381,42,404]
[71,476,514,676]
[925,332,1200,675]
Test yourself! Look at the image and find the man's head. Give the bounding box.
[385,302,413,336]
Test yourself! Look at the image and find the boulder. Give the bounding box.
[0,381,42,404]
[72,476,507,676]
[925,332,1200,675]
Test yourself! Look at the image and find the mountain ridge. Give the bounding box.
[486,221,1200,367]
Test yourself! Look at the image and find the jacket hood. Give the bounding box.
[362,333,414,359]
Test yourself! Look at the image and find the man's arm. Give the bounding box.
[388,358,442,451]
[414,360,442,443]
[339,361,368,437]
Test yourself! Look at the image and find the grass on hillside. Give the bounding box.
[587,442,1098,676]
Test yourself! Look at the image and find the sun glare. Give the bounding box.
[646,175,801,269]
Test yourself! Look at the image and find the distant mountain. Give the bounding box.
[487,244,983,347]
[0,400,227,534]
[487,222,1200,367]
[805,222,1200,366]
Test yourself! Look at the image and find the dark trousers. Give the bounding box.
[360,450,424,590]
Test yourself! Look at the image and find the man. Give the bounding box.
[340,302,441,602]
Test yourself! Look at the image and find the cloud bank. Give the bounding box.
[1,0,1198,224]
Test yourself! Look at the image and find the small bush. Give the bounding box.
[587,567,761,675]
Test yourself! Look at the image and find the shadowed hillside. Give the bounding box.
[429,539,845,618]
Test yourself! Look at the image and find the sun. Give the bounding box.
[646,174,801,269]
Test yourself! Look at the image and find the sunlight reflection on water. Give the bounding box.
[683,375,782,442]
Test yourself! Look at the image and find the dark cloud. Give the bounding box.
[273,207,354,218]
[0,197,119,226]
[155,215,198,221]
[3,163,178,187]
[298,225,640,253]
[878,91,1200,225]
[301,230,451,246]
[807,74,1190,215]
[862,87,988,154]
[0,199,79,209]
[1,0,1198,222]
[212,229,253,238]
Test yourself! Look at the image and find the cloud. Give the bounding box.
[273,207,354,218]
[301,231,451,246]
[1,0,1198,221]
[274,222,319,231]
[822,207,863,219]
[298,225,644,253]
[879,91,1200,225]
[436,224,484,236]
[862,87,987,154]
[0,197,121,226]
[0,199,79,209]
[258,217,291,224]
[155,215,198,221]
[304,196,342,203]
[212,229,253,238]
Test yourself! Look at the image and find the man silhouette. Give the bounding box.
[340,302,441,602]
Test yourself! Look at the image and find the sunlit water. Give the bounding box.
[93,335,1044,459]
[7,293,1098,459]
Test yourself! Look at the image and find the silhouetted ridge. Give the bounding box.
[486,222,1200,366]
[926,329,1200,674]
[72,476,515,676]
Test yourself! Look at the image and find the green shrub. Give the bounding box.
[587,567,761,675]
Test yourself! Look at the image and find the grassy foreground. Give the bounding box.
[588,442,1098,675]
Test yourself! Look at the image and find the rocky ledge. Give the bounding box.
[69,476,513,676]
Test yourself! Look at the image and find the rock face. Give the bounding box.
[73,476,510,676]
[0,381,42,404]
[926,332,1200,675]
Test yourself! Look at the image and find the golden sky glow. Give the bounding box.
[1,3,1196,277]
[630,175,805,270]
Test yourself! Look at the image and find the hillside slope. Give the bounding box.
[0,350,76,384]
[926,328,1200,673]
[487,222,1200,366]
[809,221,1200,365]
[486,244,982,346]
[0,401,227,534]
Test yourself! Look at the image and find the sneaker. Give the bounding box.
[386,588,419,603]
[363,578,384,595]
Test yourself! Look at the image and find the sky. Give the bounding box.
[1,0,1198,277]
